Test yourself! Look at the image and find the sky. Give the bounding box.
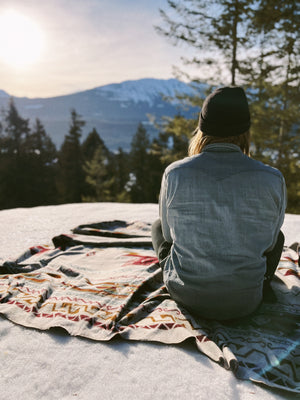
[0,0,190,98]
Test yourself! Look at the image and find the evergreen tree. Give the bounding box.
[109,148,131,202]
[82,144,114,202]
[147,139,165,203]
[3,98,30,154]
[157,0,300,212]
[81,128,111,200]
[23,118,58,206]
[128,123,152,203]
[157,0,254,85]
[143,115,198,203]
[56,109,85,204]
[81,128,117,202]
[158,114,197,165]
[0,99,31,208]
[81,128,107,161]
[244,0,300,212]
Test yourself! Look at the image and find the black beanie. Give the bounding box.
[199,86,251,137]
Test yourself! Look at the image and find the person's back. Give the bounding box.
[152,86,286,321]
[161,143,286,319]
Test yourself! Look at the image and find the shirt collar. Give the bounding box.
[203,143,242,153]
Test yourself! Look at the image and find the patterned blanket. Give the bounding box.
[0,221,299,394]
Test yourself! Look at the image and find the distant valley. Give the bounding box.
[0,78,205,150]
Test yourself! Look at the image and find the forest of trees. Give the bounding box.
[0,0,298,212]
[0,100,172,209]
[0,90,299,212]
[156,0,300,212]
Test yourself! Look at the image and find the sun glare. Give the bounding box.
[0,10,44,69]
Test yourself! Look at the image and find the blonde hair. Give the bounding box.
[188,129,251,156]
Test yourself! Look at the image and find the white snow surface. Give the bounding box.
[0,203,299,400]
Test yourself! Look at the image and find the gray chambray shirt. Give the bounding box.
[159,143,287,320]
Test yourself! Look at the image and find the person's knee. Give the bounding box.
[278,230,285,247]
[151,219,162,237]
[151,219,163,257]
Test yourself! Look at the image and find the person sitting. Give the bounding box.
[152,86,286,320]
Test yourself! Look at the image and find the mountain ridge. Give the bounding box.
[0,78,205,150]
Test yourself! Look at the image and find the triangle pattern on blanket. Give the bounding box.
[0,220,299,394]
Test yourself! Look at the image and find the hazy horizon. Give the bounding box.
[0,0,194,98]
[0,76,193,100]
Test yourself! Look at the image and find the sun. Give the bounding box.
[0,10,44,69]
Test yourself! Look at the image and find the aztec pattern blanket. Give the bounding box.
[0,220,299,394]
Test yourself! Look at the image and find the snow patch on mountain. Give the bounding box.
[96,78,201,106]
[0,89,9,98]
[25,104,44,110]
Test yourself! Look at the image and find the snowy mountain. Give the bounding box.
[0,78,205,150]
[0,89,9,98]
[97,78,200,106]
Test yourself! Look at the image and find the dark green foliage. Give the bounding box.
[157,0,300,213]
[157,0,255,85]
[125,122,164,203]
[0,99,29,208]
[109,148,131,202]
[23,119,58,206]
[2,98,30,155]
[128,123,152,203]
[0,102,166,209]
[56,109,85,203]
[81,128,107,162]
[81,129,115,202]
[157,115,196,165]
[81,128,111,201]
[80,122,163,204]
[244,0,300,213]
[0,101,58,209]
[0,100,34,207]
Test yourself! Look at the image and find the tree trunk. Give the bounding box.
[231,1,239,86]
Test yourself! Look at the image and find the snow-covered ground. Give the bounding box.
[0,203,299,400]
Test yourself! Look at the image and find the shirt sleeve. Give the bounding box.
[277,174,287,231]
[268,174,287,251]
[159,172,172,243]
